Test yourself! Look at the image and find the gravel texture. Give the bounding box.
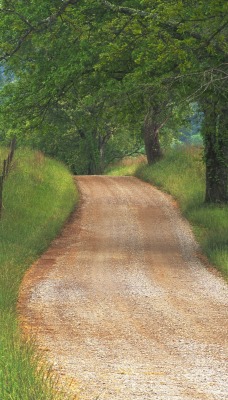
[18,176,228,400]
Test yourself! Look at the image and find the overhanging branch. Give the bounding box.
[99,0,155,18]
[37,0,79,27]
[0,0,79,61]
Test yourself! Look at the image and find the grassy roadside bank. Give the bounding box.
[106,147,228,279]
[0,148,78,400]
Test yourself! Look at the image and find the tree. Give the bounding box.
[201,91,228,203]
[0,0,144,172]
[0,0,227,201]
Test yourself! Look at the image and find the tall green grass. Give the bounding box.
[105,155,147,176]
[0,148,78,399]
[106,147,228,278]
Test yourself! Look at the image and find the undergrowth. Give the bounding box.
[106,147,228,278]
[0,147,78,399]
[105,155,146,176]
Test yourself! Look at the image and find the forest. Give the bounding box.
[0,0,227,203]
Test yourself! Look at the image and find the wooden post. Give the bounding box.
[0,138,16,218]
[7,154,10,174]
[0,175,3,216]
[3,160,7,179]
[9,137,16,162]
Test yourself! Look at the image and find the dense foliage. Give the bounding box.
[0,1,227,201]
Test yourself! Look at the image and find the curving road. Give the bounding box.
[19,176,228,400]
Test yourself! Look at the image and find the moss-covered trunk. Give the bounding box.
[143,107,163,164]
[203,101,228,204]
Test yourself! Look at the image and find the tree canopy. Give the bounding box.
[0,0,227,201]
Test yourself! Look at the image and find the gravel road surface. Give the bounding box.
[19,176,228,400]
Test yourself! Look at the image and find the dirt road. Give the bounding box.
[19,176,228,400]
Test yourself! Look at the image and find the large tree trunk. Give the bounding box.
[143,107,163,164]
[203,102,228,204]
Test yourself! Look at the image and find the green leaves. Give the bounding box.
[0,0,227,191]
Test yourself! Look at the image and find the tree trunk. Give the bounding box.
[97,133,106,174]
[143,107,162,164]
[203,102,228,204]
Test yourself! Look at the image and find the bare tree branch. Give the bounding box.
[99,0,155,18]
[37,0,79,27]
[0,29,33,61]
[205,20,228,45]
[0,8,35,29]
[0,0,79,61]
